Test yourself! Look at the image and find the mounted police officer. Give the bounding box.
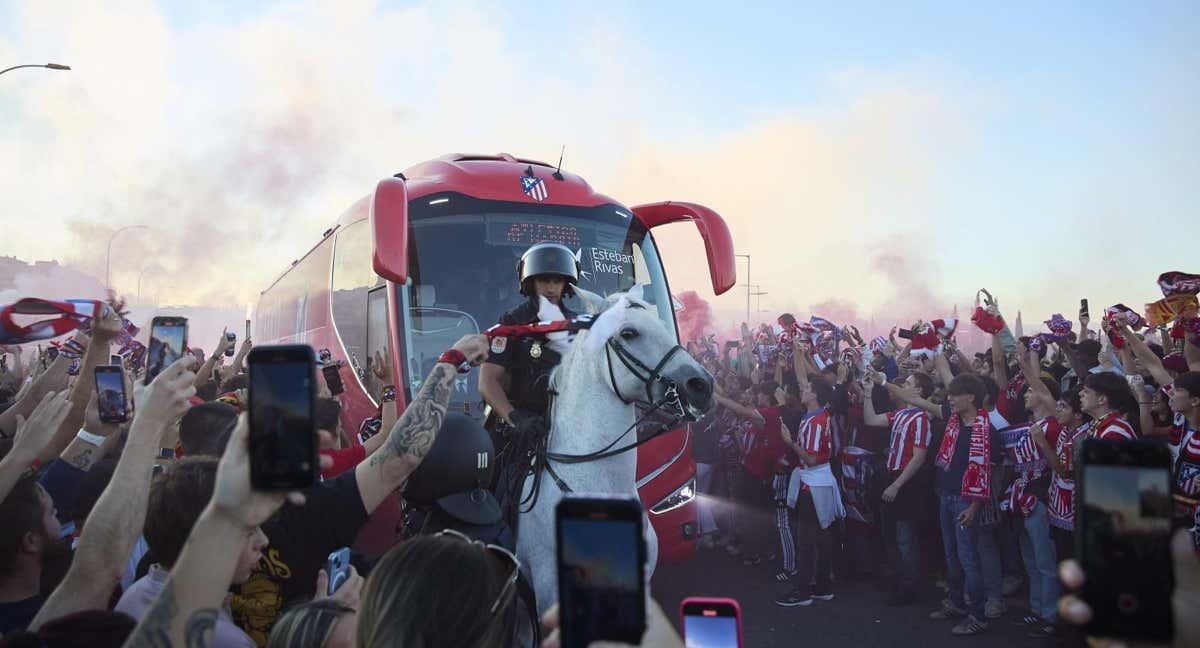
[479,242,580,443]
[478,242,580,531]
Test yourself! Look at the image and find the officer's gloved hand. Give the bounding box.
[507,410,549,438]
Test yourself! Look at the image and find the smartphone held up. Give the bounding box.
[1076,438,1173,643]
[248,344,318,490]
[94,365,128,424]
[556,496,646,648]
[681,598,743,648]
[146,316,188,384]
[326,547,352,596]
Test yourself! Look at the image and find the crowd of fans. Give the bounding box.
[0,301,616,648]
[685,280,1200,640]
[1,275,1199,647]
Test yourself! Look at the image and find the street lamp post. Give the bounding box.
[735,253,751,323]
[137,266,153,300]
[751,285,769,313]
[106,225,148,291]
[0,63,71,77]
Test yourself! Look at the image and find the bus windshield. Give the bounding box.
[400,193,678,409]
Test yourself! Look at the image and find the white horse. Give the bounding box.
[514,288,715,617]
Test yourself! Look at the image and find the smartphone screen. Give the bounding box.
[897,328,914,340]
[1077,439,1173,642]
[146,317,187,384]
[110,354,123,366]
[94,366,128,424]
[681,598,742,648]
[322,364,345,396]
[225,332,237,357]
[1081,298,1090,319]
[248,345,317,490]
[556,497,646,647]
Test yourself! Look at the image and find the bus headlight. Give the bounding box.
[649,477,696,515]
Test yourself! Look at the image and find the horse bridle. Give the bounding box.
[542,337,691,467]
[605,336,689,412]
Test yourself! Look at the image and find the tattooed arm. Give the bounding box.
[356,335,489,514]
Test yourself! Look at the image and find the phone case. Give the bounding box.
[326,547,352,595]
[1075,439,1173,642]
[94,366,128,424]
[556,497,646,645]
[247,344,317,490]
[680,597,743,648]
[146,317,188,384]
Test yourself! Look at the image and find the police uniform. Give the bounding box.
[485,297,575,423]
[484,242,582,536]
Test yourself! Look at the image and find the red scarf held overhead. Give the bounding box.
[935,408,992,502]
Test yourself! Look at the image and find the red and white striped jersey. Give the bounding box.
[798,407,832,467]
[1092,412,1137,441]
[884,407,932,472]
[1170,413,1200,498]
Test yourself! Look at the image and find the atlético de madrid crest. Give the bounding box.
[521,175,548,202]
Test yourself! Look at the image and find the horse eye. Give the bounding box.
[620,328,639,340]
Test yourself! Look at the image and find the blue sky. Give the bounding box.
[1,1,1197,325]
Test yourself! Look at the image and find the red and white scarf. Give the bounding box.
[935,408,992,502]
[0,298,100,345]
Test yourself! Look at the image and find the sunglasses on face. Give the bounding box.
[435,529,521,615]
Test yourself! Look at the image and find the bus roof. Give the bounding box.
[257,153,632,294]
[334,153,622,230]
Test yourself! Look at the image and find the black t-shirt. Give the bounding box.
[0,595,42,634]
[486,298,574,415]
[779,405,805,439]
[936,404,1003,496]
[230,470,368,647]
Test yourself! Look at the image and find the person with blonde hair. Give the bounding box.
[355,532,520,648]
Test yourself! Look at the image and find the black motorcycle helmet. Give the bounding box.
[517,243,580,297]
[403,413,501,525]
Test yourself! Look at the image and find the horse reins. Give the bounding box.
[518,337,691,505]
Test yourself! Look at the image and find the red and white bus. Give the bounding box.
[254,153,736,562]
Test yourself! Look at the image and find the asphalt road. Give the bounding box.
[652,543,1061,648]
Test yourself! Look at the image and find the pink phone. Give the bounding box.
[681,597,742,647]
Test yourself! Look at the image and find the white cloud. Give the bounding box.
[1,0,978,326]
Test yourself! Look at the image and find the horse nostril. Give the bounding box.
[685,377,712,403]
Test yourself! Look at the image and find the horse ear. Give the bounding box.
[586,297,630,352]
[626,284,646,304]
[572,286,606,315]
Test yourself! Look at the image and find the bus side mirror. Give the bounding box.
[371,177,409,284]
[631,201,737,295]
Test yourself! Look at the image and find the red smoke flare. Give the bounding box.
[675,290,715,342]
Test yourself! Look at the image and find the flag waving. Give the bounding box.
[0,298,101,345]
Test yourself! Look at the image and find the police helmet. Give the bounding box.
[402,413,501,525]
[517,243,580,296]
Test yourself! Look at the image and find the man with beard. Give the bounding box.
[0,476,72,632]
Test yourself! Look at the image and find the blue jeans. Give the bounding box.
[938,494,987,619]
[895,519,919,592]
[881,503,920,593]
[978,523,1003,601]
[1018,502,1059,620]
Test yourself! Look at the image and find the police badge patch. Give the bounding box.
[491,336,508,354]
